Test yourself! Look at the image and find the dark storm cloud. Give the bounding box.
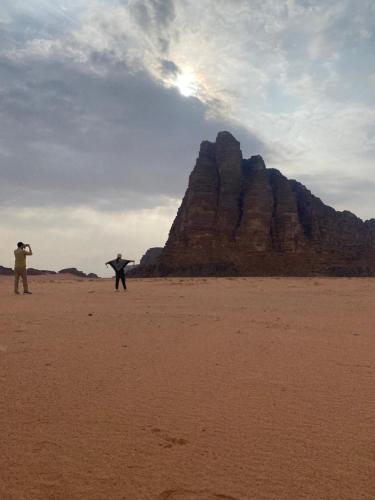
[160,59,180,77]
[0,54,268,210]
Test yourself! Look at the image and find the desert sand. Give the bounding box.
[1,275,375,500]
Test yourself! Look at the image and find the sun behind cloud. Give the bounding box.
[173,70,198,97]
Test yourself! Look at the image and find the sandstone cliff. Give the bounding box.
[0,266,13,276]
[154,131,375,276]
[59,268,98,278]
[140,247,163,267]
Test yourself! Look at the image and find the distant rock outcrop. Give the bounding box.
[140,247,163,267]
[27,268,57,276]
[0,266,13,276]
[1,266,99,278]
[127,247,162,276]
[58,268,98,278]
[142,131,375,276]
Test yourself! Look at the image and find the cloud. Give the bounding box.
[0,53,267,212]
[130,0,176,32]
[160,59,180,77]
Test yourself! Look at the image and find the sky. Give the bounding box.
[0,0,374,275]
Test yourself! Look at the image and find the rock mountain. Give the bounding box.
[0,266,98,278]
[141,131,375,276]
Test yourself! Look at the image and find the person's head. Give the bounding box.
[117,253,122,259]
[17,241,24,249]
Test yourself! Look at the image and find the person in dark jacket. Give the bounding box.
[105,254,134,291]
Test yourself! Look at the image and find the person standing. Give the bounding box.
[105,254,134,291]
[14,242,33,295]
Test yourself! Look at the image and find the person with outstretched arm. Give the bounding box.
[105,254,134,291]
[14,242,33,295]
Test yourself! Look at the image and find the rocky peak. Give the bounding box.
[242,155,266,177]
[199,140,215,157]
[215,130,241,150]
[140,247,163,267]
[215,131,242,169]
[248,155,266,170]
[156,132,375,276]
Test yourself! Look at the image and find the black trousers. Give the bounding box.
[115,270,126,290]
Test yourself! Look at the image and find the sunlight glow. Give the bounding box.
[174,71,197,97]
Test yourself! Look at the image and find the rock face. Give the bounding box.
[0,266,13,276]
[154,131,375,276]
[59,268,98,278]
[140,247,163,267]
[27,268,57,276]
[0,266,99,278]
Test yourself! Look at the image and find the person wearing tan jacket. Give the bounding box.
[14,242,33,295]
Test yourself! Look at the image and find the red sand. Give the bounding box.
[1,275,375,500]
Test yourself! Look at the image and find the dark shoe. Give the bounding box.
[14,291,20,295]
[24,291,32,295]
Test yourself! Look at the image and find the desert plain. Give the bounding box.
[1,274,375,500]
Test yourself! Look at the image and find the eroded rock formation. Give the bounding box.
[27,268,57,276]
[153,131,375,276]
[0,266,13,276]
[140,247,163,267]
[58,268,98,278]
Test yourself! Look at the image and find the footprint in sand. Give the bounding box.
[164,437,188,446]
[151,429,189,449]
[158,489,239,500]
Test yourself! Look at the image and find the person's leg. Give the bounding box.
[115,272,120,290]
[21,268,29,293]
[120,272,126,290]
[14,269,20,294]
